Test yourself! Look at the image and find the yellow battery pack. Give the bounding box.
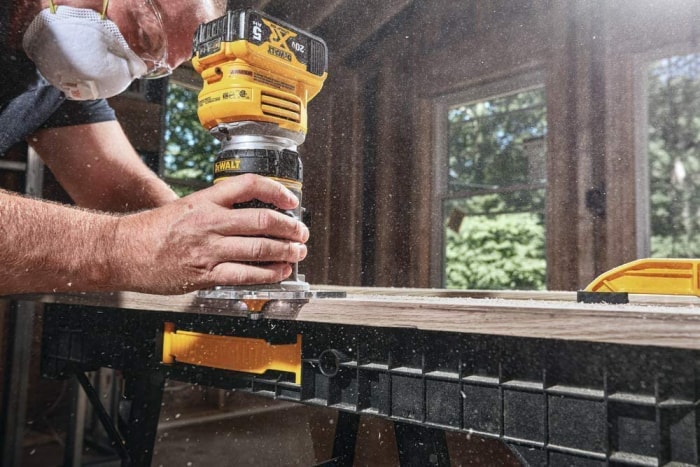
[192,9,328,136]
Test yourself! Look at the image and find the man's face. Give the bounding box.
[111,0,224,71]
[41,0,222,73]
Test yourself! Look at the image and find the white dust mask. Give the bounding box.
[22,5,148,100]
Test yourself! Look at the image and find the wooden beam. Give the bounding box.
[257,0,346,31]
[312,0,413,62]
[22,289,700,350]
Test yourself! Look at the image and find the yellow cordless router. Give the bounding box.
[191,8,343,314]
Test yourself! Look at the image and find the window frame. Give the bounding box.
[430,69,546,288]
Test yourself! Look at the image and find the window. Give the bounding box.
[162,81,218,196]
[645,53,700,258]
[435,75,547,290]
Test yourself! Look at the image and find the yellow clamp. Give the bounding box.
[584,258,700,297]
[162,322,302,384]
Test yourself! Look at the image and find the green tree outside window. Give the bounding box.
[163,82,218,196]
[444,88,547,290]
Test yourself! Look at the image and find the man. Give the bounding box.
[0,0,309,295]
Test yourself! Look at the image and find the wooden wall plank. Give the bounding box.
[602,54,639,270]
[303,64,365,286]
[302,74,334,285]
[407,97,436,287]
[372,64,413,287]
[544,2,579,290]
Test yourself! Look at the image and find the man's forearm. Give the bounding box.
[0,190,120,295]
[83,163,179,212]
[31,121,179,213]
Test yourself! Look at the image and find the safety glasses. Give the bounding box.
[138,0,172,79]
[47,0,172,79]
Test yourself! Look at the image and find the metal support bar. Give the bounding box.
[63,376,88,467]
[72,368,132,466]
[25,147,44,198]
[0,160,28,171]
[394,421,450,467]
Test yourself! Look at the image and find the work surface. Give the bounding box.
[21,287,700,350]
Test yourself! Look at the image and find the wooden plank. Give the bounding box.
[19,289,700,350]
[373,64,410,287]
[410,97,436,287]
[299,295,700,350]
[323,70,364,285]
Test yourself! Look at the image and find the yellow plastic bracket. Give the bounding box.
[584,258,700,297]
[162,323,302,384]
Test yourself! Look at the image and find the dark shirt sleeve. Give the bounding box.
[0,49,117,155]
[42,97,117,129]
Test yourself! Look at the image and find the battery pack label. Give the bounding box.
[221,88,253,101]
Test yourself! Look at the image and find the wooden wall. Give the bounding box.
[302,0,700,290]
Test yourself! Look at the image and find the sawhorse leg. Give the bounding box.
[395,421,450,467]
[315,411,360,467]
[67,367,165,466]
[118,370,166,466]
[318,413,451,466]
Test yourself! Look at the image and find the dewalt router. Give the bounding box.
[192,6,343,314]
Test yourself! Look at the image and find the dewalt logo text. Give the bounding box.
[215,159,241,173]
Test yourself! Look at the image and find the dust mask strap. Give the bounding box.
[47,0,110,18]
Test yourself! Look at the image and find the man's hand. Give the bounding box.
[0,175,308,296]
[111,174,309,294]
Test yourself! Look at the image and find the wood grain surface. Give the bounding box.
[12,288,700,350]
